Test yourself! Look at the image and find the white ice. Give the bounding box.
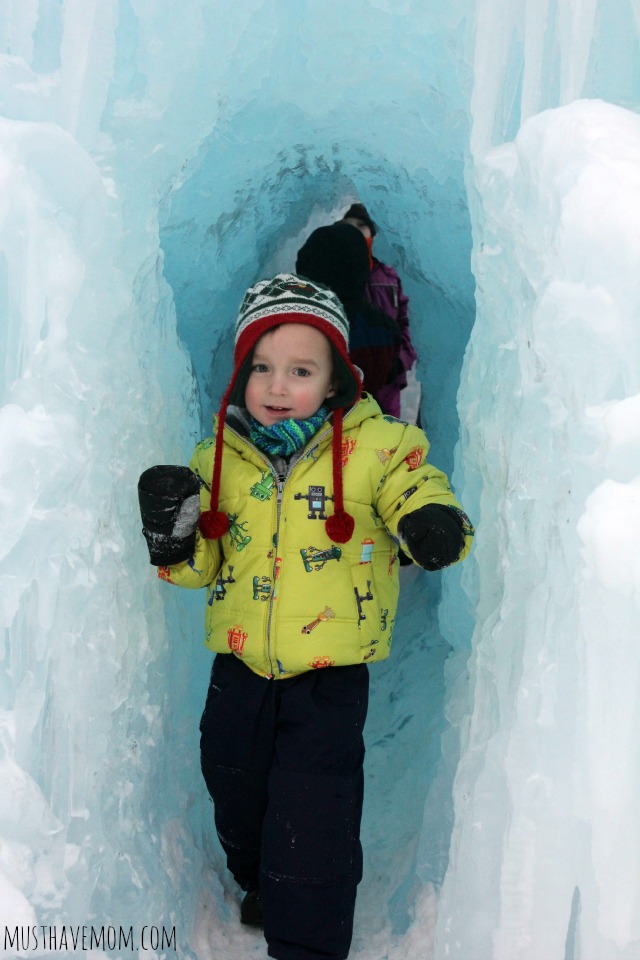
[0,3,639,960]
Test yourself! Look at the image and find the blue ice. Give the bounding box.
[0,3,639,959]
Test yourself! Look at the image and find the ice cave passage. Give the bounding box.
[9,3,640,957]
[157,133,477,948]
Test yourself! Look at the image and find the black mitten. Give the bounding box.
[397,503,465,571]
[138,465,201,565]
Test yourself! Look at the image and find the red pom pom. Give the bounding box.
[199,510,229,539]
[325,510,354,544]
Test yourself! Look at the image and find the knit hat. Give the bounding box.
[199,273,363,544]
[296,222,370,320]
[341,202,377,237]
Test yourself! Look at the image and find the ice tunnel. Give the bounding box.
[1,2,640,959]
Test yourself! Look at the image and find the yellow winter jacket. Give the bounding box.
[160,395,473,678]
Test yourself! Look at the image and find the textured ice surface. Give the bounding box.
[0,2,639,959]
[437,99,640,960]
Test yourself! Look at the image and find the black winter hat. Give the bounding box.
[295,222,370,318]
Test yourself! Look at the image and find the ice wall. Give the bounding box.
[0,60,207,960]
[0,4,223,952]
[0,1,640,959]
[436,97,640,960]
[434,2,640,956]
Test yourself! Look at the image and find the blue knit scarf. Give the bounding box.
[248,406,329,459]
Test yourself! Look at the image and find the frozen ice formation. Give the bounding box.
[0,2,639,958]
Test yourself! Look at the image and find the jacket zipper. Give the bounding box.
[264,471,285,675]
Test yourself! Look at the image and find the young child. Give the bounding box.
[137,274,473,960]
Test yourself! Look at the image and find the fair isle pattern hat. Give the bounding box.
[199,274,363,545]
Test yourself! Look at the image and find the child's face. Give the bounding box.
[245,323,336,426]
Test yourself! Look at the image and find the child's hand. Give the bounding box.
[397,504,465,571]
[138,465,201,565]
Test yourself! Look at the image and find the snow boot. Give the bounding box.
[240,889,264,927]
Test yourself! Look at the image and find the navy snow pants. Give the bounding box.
[200,653,369,960]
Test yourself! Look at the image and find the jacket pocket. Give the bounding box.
[348,554,396,664]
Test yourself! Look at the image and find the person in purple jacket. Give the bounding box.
[341,203,419,421]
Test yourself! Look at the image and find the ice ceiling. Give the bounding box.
[1,2,640,959]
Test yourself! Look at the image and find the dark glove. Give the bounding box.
[138,465,201,566]
[397,503,465,571]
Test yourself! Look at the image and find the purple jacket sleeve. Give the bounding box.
[366,260,418,408]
